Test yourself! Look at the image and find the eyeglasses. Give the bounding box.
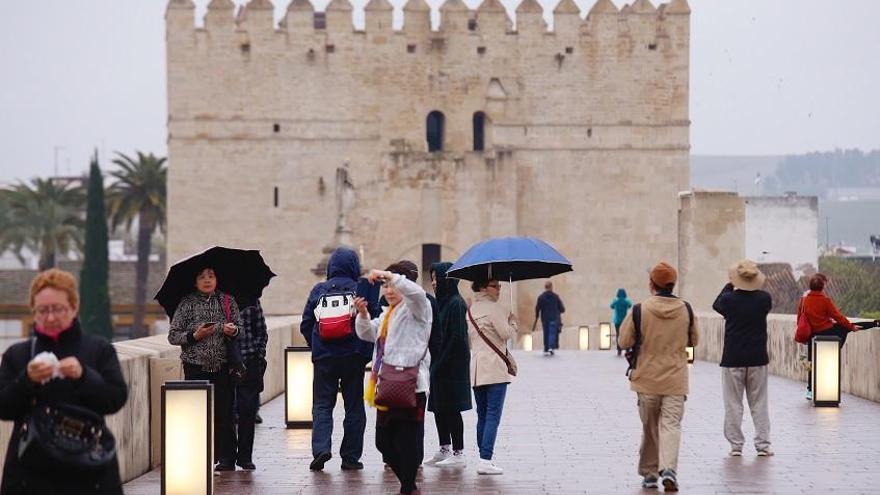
[34,305,71,318]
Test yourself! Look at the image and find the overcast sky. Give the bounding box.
[1,0,878,183]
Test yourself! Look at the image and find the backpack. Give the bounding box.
[314,289,356,341]
[625,299,694,380]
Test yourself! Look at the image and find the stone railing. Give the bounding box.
[524,314,880,404]
[0,316,304,485]
[694,312,880,403]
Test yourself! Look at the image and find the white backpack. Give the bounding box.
[314,291,355,341]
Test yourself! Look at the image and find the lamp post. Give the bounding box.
[578,325,590,350]
[812,335,841,407]
[285,346,314,428]
[599,322,612,350]
[161,380,213,495]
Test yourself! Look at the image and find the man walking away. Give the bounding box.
[619,262,699,492]
[535,281,565,356]
[713,260,773,457]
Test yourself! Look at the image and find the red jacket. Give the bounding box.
[800,291,854,333]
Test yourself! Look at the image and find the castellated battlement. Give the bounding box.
[167,0,689,39]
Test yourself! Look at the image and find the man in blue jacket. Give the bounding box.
[535,281,566,356]
[300,247,375,471]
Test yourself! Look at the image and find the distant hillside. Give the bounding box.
[690,155,783,194]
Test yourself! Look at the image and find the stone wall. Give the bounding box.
[745,195,819,276]
[678,191,745,312]
[0,316,301,485]
[165,0,691,330]
[695,312,880,403]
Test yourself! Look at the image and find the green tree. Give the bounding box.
[818,256,880,316]
[80,152,114,340]
[107,151,167,339]
[0,178,85,270]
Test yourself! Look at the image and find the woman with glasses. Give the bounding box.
[0,269,128,494]
[467,278,517,475]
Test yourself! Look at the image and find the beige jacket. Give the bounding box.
[618,295,699,396]
[467,291,517,387]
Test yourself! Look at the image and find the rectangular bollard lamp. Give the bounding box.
[686,346,695,364]
[161,380,213,495]
[812,335,841,407]
[285,346,314,428]
[578,325,590,351]
[522,333,533,351]
[599,322,612,350]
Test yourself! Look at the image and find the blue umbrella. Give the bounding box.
[446,237,573,282]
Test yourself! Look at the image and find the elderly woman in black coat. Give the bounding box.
[0,269,128,494]
[425,262,473,467]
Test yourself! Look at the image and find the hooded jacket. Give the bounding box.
[300,247,374,362]
[610,288,633,326]
[618,295,700,396]
[427,262,472,413]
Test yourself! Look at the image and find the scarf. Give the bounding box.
[364,304,397,411]
[34,320,74,343]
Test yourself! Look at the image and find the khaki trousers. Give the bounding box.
[637,393,685,476]
[722,366,771,451]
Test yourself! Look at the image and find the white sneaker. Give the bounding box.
[426,448,451,465]
[477,459,503,475]
[435,452,466,467]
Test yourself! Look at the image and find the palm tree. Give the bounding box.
[107,151,167,339]
[1,178,86,270]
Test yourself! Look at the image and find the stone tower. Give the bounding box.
[165,0,691,329]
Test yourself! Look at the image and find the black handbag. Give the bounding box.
[17,338,117,472]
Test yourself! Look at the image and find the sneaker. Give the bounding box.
[728,448,742,457]
[805,390,813,401]
[543,351,551,356]
[309,452,332,471]
[549,349,555,356]
[642,475,659,489]
[659,468,678,492]
[477,458,503,475]
[341,459,364,470]
[435,451,466,467]
[237,460,256,470]
[214,462,235,472]
[757,448,774,457]
[255,412,263,424]
[426,448,452,465]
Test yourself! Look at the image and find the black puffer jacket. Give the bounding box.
[0,320,128,495]
[427,262,472,413]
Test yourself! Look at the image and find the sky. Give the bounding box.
[1,0,878,183]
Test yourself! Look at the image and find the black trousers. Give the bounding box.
[236,356,266,463]
[434,410,464,451]
[376,393,426,495]
[184,363,236,464]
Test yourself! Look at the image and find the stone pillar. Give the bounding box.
[678,191,745,312]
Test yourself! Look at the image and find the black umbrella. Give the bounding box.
[155,246,276,318]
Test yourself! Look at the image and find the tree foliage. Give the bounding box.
[80,152,114,340]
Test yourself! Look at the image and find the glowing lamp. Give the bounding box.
[578,325,590,351]
[522,333,533,352]
[599,322,612,350]
[812,335,841,407]
[686,346,695,364]
[161,380,212,495]
[285,346,314,428]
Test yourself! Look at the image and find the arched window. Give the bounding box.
[473,111,487,151]
[426,111,445,152]
[422,243,441,289]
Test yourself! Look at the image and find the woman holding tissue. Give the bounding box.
[0,269,128,494]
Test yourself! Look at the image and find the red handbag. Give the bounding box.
[794,297,812,344]
[375,363,420,409]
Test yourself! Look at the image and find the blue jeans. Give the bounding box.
[543,319,560,352]
[473,383,508,460]
[311,356,367,460]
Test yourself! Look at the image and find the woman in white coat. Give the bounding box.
[355,263,432,495]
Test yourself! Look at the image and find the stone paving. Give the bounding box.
[125,351,880,494]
